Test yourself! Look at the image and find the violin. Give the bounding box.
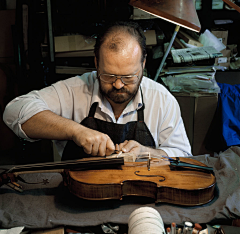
[0,154,216,206]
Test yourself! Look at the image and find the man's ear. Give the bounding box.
[94,57,97,69]
[142,55,147,69]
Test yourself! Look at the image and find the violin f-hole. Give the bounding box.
[134,171,165,182]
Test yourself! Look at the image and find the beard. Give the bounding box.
[99,74,143,104]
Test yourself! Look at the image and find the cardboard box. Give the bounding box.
[173,37,186,49]
[177,30,203,47]
[54,30,157,53]
[0,10,15,58]
[54,35,96,53]
[215,48,231,69]
[172,92,218,156]
[144,30,157,46]
[211,29,228,46]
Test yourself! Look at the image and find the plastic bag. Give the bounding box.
[199,29,226,52]
[162,71,220,93]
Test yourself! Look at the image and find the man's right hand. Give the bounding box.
[20,110,115,157]
[72,125,115,156]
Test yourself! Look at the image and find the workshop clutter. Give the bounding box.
[128,207,165,234]
[160,59,219,156]
[211,28,231,69]
[53,30,157,75]
[159,29,226,156]
[161,67,220,93]
[128,207,206,234]
[158,27,240,156]
[164,27,237,71]
[54,34,96,53]
[54,34,96,75]
[172,92,218,156]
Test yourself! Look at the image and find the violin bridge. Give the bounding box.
[147,158,151,171]
[106,152,137,162]
[137,152,151,170]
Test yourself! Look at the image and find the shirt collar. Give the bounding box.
[123,84,143,115]
[91,72,103,105]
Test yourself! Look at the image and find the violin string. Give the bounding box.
[8,153,178,173]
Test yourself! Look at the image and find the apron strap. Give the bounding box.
[137,86,145,122]
[88,102,98,117]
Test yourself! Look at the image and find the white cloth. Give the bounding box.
[3,71,191,157]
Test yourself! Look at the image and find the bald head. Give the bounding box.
[94,21,146,66]
[102,31,141,60]
[103,31,125,53]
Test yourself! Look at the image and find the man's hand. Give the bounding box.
[20,110,115,157]
[72,125,115,156]
[116,140,168,158]
[116,140,142,155]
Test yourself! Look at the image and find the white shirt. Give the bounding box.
[3,71,192,157]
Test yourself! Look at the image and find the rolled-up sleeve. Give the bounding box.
[3,85,61,141]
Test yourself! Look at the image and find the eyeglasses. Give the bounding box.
[98,70,140,85]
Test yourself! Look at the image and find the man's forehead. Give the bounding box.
[100,42,141,61]
[101,32,139,50]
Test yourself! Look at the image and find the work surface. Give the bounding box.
[0,147,240,229]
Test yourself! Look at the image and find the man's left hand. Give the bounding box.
[116,140,168,158]
[116,140,142,155]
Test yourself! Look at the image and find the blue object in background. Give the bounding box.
[219,83,240,147]
[206,83,240,153]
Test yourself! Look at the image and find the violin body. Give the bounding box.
[63,157,216,206]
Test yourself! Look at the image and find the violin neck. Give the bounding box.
[13,169,64,177]
[7,157,124,174]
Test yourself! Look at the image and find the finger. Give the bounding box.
[91,141,100,156]
[115,144,120,151]
[128,146,139,154]
[105,138,115,156]
[83,143,93,155]
[121,140,136,153]
[98,140,107,157]
[118,140,129,151]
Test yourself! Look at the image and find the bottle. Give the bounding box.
[171,222,176,234]
[177,228,182,234]
[192,223,202,234]
[183,222,193,234]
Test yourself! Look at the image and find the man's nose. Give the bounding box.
[113,77,125,89]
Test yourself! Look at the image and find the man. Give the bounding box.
[3,21,191,160]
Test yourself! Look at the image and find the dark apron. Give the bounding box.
[62,94,155,161]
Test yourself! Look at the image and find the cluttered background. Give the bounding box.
[1,0,240,164]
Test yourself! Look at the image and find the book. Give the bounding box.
[171,46,222,63]
[177,30,203,47]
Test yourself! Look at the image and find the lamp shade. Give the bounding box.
[129,0,201,32]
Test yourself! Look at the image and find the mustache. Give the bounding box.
[109,87,130,93]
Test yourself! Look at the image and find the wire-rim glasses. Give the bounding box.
[98,69,141,85]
